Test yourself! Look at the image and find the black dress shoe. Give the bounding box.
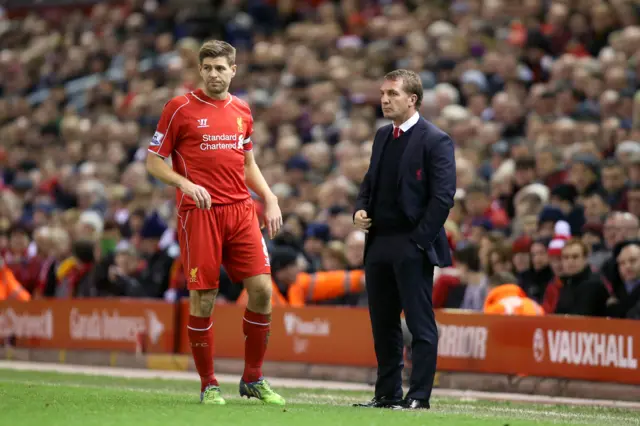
[392,398,430,410]
[353,396,403,408]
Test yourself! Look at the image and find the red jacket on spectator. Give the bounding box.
[433,268,462,309]
[543,169,567,189]
[486,202,510,229]
[462,203,509,238]
[3,250,42,294]
[542,276,562,314]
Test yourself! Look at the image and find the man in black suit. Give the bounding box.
[352,69,456,410]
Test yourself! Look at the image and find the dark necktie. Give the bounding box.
[393,127,403,139]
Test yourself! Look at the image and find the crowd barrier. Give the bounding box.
[1,299,638,385]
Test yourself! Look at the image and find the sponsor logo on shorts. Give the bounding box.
[189,267,198,283]
[151,131,164,146]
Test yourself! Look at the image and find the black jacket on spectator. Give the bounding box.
[602,239,640,318]
[443,282,467,309]
[600,253,620,290]
[519,265,554,304]
[605,279,640,319]
[555,267,608,317]
[627,299,640,319]
[600,240,640,300]
[138,249,174,298]
[84,253,146,298]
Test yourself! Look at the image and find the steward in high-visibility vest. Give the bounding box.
[483,283,544,316]
[237,246,365,306]
[237,269,365,306]
[0,261,31,301]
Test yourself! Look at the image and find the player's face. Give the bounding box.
[199,56,236,96]
[380,78,416,123]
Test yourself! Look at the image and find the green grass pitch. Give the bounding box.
[0,369,638,426]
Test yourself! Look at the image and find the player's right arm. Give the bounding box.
[145,97,211,209]
[146,154,211,209]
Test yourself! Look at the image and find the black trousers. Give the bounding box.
[364,232,438,401]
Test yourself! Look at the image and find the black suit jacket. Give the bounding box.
[355,117,456,267]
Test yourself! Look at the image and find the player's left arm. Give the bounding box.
[244,142,283,239]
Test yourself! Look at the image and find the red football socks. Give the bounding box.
[188,315,218,392]
[242,309,271,383]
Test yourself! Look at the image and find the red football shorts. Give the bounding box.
[177,198,271,290]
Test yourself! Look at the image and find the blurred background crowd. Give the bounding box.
[1,0,640,319]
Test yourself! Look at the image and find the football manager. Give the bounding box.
[353,69,456,410]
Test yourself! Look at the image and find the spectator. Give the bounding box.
[549,183,585,235]
[568,155,601,197]
[84,241,146,297]
[555,239,608,316]
[511,236,532,282]
[0,0,639,321]
[601,159,629,210]
[236,246,365,306]
[519,238,554,304]
[302,223,331,272]
[3,226,41,293]
[583,190,611,225]
[0,256,31,301]
[600,212,640,288]
[55,239,96,298]
[433,243,488,311]
[537,206,566,239]
[344,230,365,270]
[320,241,347,271]
[487,244,515,276]
[462,181,509,237]
[627,183,640,218]
[605,241,640,318]
[478,231,506,272]
[483,271,544,316]
[136,213,175,298]
[582,223,608,270]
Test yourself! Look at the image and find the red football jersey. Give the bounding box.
[148,89,254,208]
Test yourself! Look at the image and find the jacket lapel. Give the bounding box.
[398,117,427,186]
[369,125,393,193]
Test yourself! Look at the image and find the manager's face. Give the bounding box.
[380,78,416,122]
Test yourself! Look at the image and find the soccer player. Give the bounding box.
[145,40,285,406]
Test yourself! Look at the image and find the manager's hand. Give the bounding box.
[354,210,372,233]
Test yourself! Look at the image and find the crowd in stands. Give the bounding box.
[1,0,640,319]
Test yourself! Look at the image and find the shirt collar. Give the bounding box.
[625,280,640,294]
[394,111,420,133]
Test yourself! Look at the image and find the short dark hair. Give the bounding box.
[584,189,607,202]
[537,145,562,163]
[515,156,536,170]
[490,271,518,287]
[453,243,481,272]
[487,245,513,276]
[601,158,623,170]
[466,181,489,196]
[73,239,96,264]
[199,40,236,65]
[384,69,423,108]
